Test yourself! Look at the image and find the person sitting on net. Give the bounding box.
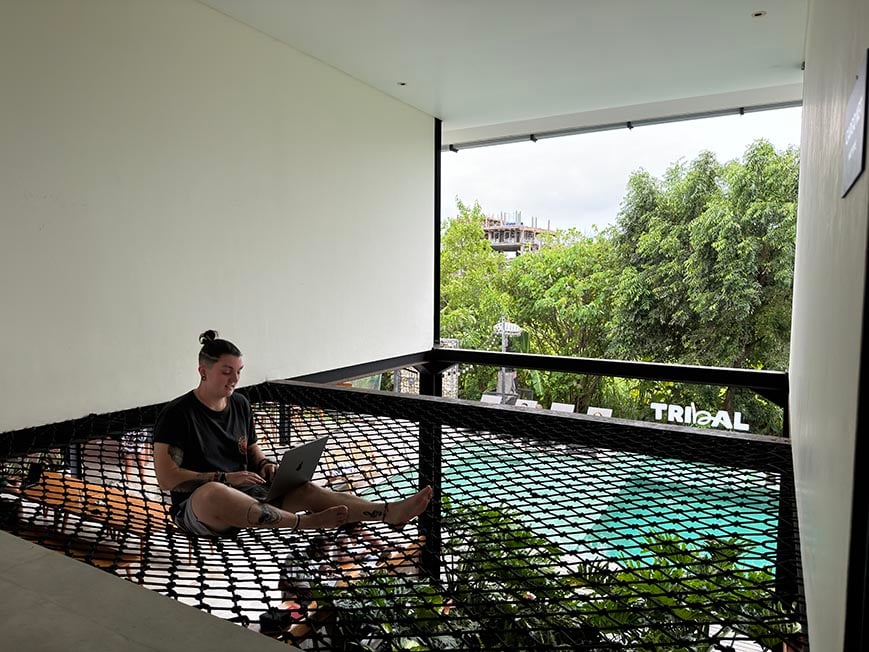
[153,330,432,539]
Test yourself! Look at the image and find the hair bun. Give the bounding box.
[199,330,218,345]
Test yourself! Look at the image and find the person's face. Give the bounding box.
[200,354,243,397]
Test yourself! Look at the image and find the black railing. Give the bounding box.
[293,347,790,434]
[426,348,789,409]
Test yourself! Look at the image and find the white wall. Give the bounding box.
[0,0,434,432]
[790,0,869,648]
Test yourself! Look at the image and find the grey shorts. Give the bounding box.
[174,498,239,539]
[174,483,272,539]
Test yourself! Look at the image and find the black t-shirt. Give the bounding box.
[154,391,257,515]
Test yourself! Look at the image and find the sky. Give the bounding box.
[441,106,803,233]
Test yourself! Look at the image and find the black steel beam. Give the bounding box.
[287,347,787,409]
[430,348,788,405]
[290,351,430,385]
[434,117,442,347]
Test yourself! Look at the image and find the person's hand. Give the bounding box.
[225,470,265,486]
[259,462,277,482]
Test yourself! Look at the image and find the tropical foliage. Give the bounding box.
[311,502,800,651]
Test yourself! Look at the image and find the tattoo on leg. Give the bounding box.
[363,502,388,520]
[247,502,282,526]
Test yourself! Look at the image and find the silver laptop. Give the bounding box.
[266,436,330,501]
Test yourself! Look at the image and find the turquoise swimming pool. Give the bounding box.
[366,435,779,568]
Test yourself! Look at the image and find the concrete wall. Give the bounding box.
[790,0,869,649]
[0,0,434,432]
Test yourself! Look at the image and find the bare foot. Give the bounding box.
[298,505,349,530]
[384,486,433,526]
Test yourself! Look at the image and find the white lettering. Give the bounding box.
[648,402,750,431]
[733,411,750,432]
[694,410,712,426]
[710,410,733,430]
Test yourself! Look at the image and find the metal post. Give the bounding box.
[417,364,443,584]
[278,403,291,446]
[775,468,799,609]
[433,117,442,347]
[67,443,83,478]
[501,314,507,395]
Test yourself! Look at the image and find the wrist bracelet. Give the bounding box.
[216,471,227,484]
[256,458,274,471]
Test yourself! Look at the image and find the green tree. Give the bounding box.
[440,199,507,398]
[611,151,723,362]
[610,142,798,432]
[612,142,797,371]
[504,229,618,409]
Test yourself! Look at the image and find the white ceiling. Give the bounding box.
[198,0,807,146]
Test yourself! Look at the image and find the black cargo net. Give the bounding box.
[0,380,806,651]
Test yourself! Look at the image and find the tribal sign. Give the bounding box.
[649,402,750,432]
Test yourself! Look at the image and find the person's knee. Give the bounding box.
[301,480,318,493]
[190,481,234,516]
[287,480,317,498]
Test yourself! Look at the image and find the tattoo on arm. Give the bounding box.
[362,509,383,518]
[171,473,213,493]
[247,502,282,526]
[168,446,184,466]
